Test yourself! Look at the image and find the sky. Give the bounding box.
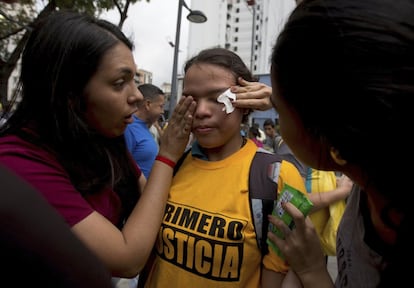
[101,0,191,88]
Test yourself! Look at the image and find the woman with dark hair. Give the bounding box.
[267,0,409,286]
[0,10,196,279]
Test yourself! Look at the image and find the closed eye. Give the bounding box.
[114,79,126,89]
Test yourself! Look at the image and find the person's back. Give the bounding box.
[124,83,166,179]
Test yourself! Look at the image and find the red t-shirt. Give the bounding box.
[0,134,140,227]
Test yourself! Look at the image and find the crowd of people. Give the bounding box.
[0,0,406,287]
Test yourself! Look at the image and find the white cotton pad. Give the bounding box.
[217,88,236,114]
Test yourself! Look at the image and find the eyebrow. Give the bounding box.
[116,67,135,77]
[184,87,229,98]
[211,87,230,95]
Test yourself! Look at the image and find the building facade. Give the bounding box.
[181,0,296,124]
[188,0,296,75]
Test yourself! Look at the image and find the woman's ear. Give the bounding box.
[330,147,347,166]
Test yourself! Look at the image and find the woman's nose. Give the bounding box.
[194,99,211,116]
[129,84,143,104]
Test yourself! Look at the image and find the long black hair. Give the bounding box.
[1,10,140,228]
[271,0,411,285]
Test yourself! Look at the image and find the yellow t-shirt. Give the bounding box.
[144,140,306,287]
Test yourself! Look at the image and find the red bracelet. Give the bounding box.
[155,155,176,169]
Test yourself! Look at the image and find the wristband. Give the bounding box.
[155,155,176,169]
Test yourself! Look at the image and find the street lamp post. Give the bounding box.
[168,0,207,116]
[247,0,256,71]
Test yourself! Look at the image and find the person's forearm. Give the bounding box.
[121,160,173,273]
[308,187,348,213]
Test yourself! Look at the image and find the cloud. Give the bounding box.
[101,0,190,87]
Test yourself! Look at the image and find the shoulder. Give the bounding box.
[274,135,282,144]
[0,165,113,287]
[1,134,62,166]
[278,160,306,193]
[0,134,63,172]
[0,135,94,226]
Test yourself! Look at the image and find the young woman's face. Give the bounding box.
[83,43,143,138]
[183,63,244,151]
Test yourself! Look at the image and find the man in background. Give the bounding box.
[263,118,307,179]
[262,118,281,152]
[124,83,165,179]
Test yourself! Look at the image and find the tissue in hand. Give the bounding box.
[217,88,236,114]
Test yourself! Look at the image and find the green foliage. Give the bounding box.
[0,0,147,61]
[0,0,148,106]
[55,0,114,15]
[0,1,36,62]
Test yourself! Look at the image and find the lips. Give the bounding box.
[124,111,136,124]
[124,115,134,124]
[194,125,213,134]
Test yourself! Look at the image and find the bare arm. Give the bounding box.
[72,96,196,277]
[308,175,353,213]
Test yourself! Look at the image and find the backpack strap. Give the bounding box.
[173,147,282,257]
[173,148,191,176]
[249,149,283,256]
[273,135,283,153]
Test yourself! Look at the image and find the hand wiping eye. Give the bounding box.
[217,88,236,114]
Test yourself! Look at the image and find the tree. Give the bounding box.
[0,0,148,109]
